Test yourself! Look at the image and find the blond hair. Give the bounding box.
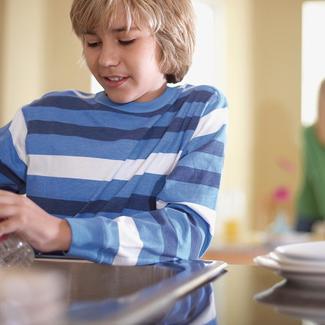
[70,0,195,83]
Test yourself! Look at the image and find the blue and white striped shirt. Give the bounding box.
[0,84,227,265]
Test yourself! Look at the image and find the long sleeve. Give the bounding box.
[0,110,27,193]
[65,90,227,265]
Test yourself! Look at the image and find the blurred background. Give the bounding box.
[1,0,324,263]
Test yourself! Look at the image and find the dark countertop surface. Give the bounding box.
[5,258,321,325]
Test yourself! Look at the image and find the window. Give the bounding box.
[183,0,226,89]
[301,1,325,126]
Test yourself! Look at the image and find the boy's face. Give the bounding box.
[82,13,166,103]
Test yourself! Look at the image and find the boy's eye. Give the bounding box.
[86,41,101,48]
[118,39,135,46]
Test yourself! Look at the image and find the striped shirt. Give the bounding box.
[0,84,227,265]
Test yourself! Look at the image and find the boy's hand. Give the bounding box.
[0,190,71,252]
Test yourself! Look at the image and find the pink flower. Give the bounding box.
[273,186,290,203]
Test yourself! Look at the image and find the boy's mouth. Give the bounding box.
[103,76,129,88]
[106,76,125,81]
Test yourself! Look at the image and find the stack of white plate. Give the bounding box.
[254,241,325,287]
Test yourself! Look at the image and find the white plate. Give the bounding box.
[255,254,325,274]
[280,271,325,287]
[254,254,325,287]
[269,251,325,271]
[275,241,325,261]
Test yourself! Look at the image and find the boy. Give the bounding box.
[0,0,227,265]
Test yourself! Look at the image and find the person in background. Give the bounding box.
[0,0,227,265]
[296,79,325,232]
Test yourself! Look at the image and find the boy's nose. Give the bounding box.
[98,45,120,67]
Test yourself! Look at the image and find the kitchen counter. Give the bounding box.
[33,258,226,324]
[2,258,322,324]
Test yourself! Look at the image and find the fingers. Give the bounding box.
[0,189,17,198]
[0,192,30,217]
[0,205,17,219]
[0,191,26,234]
[0,191,16,206]
[0,193,20,219]
[0,191,60,251]
[0,191,16,236]
[0,189,15,194]
[0,218,18,237]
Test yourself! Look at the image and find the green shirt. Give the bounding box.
[297,125,325,221]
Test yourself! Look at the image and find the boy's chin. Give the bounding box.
[105,92,134,104]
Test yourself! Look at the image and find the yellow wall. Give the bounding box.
[250,0,303,229]
[220,0,304,233]
[0,0,90,125]
[40,1,90,93]
[220,0,255,237]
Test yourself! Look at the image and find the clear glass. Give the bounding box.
[0,234,34,267]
